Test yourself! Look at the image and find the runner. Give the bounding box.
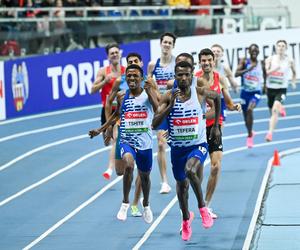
[152,61,221,241]
[147,32,177,194]
[167,52,195,89]
[89,64,158,223]
[91,44,125,180]
[264,39,297,142]
[235,43,265,148]
[105,52,151,217]
[197,48,241,219]
[211,44,239,93]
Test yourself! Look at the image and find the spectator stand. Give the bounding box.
[0,3,291,57]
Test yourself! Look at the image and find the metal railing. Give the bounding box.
[0,4,291,56]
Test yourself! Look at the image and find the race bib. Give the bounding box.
[172,117,199,140]
[124,111,148,133]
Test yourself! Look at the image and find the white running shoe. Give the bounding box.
[143,206,153,224]
[117,203,129,221]
[159,182,171,194]
[207,207,218,219]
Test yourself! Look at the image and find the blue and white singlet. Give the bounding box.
[152,57,176,94]
[241,59,264,92]
[119,89,153,150]
[168,86,206,147]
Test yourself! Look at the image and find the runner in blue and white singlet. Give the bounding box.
[147,32,177,194]
[235,43,265,148]
[152,61,221,240]
[152,57,176,95]
[89,64,158,223]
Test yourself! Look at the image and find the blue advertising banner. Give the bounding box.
[4,41,150,119]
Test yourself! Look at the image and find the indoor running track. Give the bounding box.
[1,86,300,250]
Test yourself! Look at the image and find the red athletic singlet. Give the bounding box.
[100,65,125,107]
[195,70,223,127]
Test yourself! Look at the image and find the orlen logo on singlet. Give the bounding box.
[245,75,259,81]
[125,111,147,119]
[173,117,198,126]
[156,79,167,86]
[270,71,284,77]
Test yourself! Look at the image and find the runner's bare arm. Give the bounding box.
[147,61,156,77]
[222,87,241,112]
[152,90,179,129]
[167,79,175,89]
[144,77,159,112]
[196,77,208,89]
[290,59,297,88]
[91,68,113,94]
[224,64,238,92]
[105,76,121,119]
[220,75,229,90]
[234,58,248,77]
[89,92,124,138]
[205,99,215,120]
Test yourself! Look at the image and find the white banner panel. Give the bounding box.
[0,61,6,120]
[150,28,300,80]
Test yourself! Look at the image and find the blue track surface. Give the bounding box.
[0,86,299,250]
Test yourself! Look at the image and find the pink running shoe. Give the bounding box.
[199,207,214,229]
[182,211,194,241]
[279,106,286,117]
[265,132,272,142]
[246,136,254,148]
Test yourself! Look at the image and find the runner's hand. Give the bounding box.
[144,77,156,90]
[89,129,100,139]
[209,125,221,145]
[169,89,180,108]
[234,103,242,112]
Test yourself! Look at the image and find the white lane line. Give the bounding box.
[0,135,158,173]
[242,147,300,250]
[225,115,300,127]
[22,150,161,250]
[21,137,300,250]
[2,125,299,207]
[1,114,299,144]
[0,135,88,172]
[2,91,299,126]
[22,175,122,250]
[0,104,101,126]
[132,197,178,250]
[232,91,300,102]
[0,146,111,207]
[227,103,300,115]
[224,126,300,140]
[0,126,300,172]
[132,137,300,250]
[0,118,99,143]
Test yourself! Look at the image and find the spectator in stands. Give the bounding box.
[211,0,227,34]
[231,0,247,14]
[64,0,88,48]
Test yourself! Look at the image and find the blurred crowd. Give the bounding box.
[0,0,247,56]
